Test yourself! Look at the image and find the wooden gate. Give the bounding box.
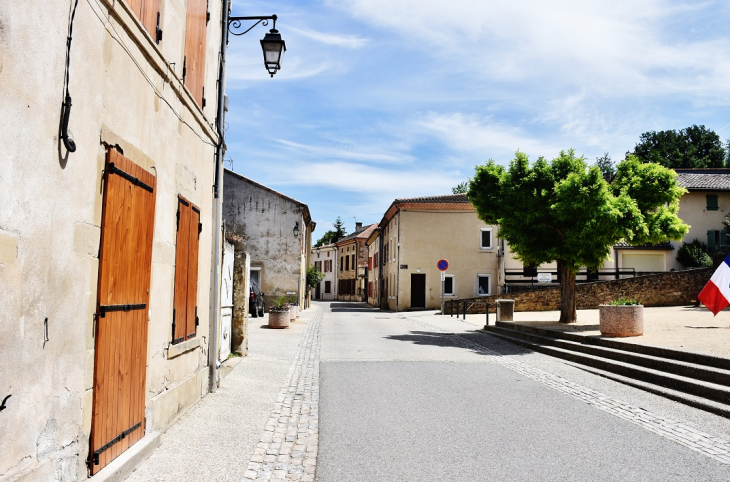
[89,149,156,474]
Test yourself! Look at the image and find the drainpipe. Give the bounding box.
[208,0,230,393]
[395,209,401,313]
[375,227,383,309]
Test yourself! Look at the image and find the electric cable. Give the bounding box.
[61,0,80,152]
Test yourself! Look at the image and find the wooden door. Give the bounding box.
[89,150,156,474]
[411,274,426,308]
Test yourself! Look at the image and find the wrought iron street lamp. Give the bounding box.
[228,14,286,77]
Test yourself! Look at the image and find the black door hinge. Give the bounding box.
[176,207,180,231]
[206,0,210,23]
[156,12,163,43]
[202,86,206,108]
[198,222,202,237]
[182,56,187,83]
[195,306,199,326]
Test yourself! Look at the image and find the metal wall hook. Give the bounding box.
[0,394,11,411]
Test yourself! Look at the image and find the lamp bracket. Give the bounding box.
[228,14,277,37]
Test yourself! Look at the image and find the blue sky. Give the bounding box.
[225,0,730,237]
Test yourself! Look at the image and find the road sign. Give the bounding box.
[437,259,449,271]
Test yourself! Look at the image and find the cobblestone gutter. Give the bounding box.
[244,309,322,481]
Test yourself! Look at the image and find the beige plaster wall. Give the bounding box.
[382,209,499,311]
[0,0,221,479]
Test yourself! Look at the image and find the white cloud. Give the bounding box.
[273,138,414,164]
[288,27,369,49]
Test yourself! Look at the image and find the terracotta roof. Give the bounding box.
[335,223,378,245]
[675,169,730,191]
[394,193,470,203]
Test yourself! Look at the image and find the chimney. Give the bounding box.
[355,222,363,232]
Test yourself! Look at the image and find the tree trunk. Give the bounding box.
[558,262,577,324]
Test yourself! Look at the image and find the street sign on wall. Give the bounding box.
[437,259,449,271]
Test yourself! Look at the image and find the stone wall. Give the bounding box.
[452,268,712,313]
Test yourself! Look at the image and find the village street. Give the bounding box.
[122,302,730,481]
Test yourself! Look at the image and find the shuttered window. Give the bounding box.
[127,0,161,42]
[183,0,208,107]
[173,196,201,344]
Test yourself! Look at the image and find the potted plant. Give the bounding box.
[599,298,643,337]
[268,296,291,329]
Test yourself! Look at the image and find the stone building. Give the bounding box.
[366,194,500,311]
[222,169,314,311]
[335,222,377,302]
[310,244,337,300]
[1,0,227,479]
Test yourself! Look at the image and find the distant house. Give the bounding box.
[335,222,378,302]
[503,169,730,287]
[310,244,337,300]
[366,194,500,311]
[223,170,315,310]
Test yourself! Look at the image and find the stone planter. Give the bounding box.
[293,305,299,318]
[268,310,290,329]
[599,304,644,337]
[289,306,296,321]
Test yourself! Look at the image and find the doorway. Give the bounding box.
[410,273,426,308]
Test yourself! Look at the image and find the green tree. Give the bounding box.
[306,265,325,291]
[676,239,712,268]
[452,181,469,194]
[314,216,348,247]
[468,150,688,323]
[630,125,727,168]
[594,152,615,182]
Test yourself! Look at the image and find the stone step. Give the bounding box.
[485,325,730,387]
[494,321,730,371]
[483,327,730,409]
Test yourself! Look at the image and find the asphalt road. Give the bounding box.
[315,301,730,481]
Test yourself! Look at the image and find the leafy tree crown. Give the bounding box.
[467,150,689,272]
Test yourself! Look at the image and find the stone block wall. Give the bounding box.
[453,268,712,313]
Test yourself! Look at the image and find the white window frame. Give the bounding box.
[479,228,493,250]
[476,274,491,296]
[443,274,455,296]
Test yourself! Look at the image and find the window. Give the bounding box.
[443,275,455,296]
[340,257,343,271]
[128,0,161,42]
[480,228,493,249]
[351,254,355,270]
[707,194,719,211]
[707,229,728,252]
[173,196,201,344]
[325,281,331,294]
[477,274,491,296]
[183,0,208,107]
[345,255,349,271]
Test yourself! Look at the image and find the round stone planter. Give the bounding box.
[293,305,299,318]
[599,304,644,337]
[268,310,290,329]
[289,306,296,321]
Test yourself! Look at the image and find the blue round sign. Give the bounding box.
[437,259,449,271]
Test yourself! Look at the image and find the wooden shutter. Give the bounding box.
[127,0,160,40]
[90,149,156,474]
[708,230,717,252]
[183,0,208,107]
[173,197,201,344]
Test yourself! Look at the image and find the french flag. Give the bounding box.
[698,253,730,315]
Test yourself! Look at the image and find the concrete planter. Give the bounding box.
[599,304,644,337]
[268,310,290,329]
[289,306,296,321]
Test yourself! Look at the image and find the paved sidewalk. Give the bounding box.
[124,306,321,482]
[433,305,730,358]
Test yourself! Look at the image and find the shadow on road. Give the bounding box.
[323,301,382,313]
[385,330,535,358]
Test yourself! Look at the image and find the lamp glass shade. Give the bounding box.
[260,29,286,77]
